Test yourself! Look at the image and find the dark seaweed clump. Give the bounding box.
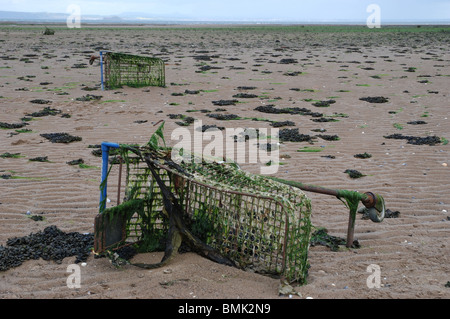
[407,120,427,125]
[71,63,88,69]
[89,144,127,158]
[212,99,239,106]
[0,225,93,271]
[29,156,49,162]
[317,134,340,141]
[167,114,196,126]
[29,215,44,221]
[0,122,28,129]
[27,107,61,117]
[1,152,21,158]
[279,58,298,64]
[359,96,389,103]
[310,228,360,251]
[197,65,223,72]
[198,124,225,132]
[254,105,323,118]
[76,94,102,101]
[279,128,316,143]
[311,117,338,123]
[271,121,296,128]
[193,55,213,61]
[40,133,82,143]
[67,158,84,165]
[237,86,257,90]
[43,27,55,35]
[232,93,258,98]
[384,134,441,146]
[354,152,372,159]
[168,114,185,119]
[30,99,52,104]
[185,89,200,95]
[207,113,240,121]
[312,100,336,107]
[344,169,364,179]
[284,71,303,76]
[176,117,195,126]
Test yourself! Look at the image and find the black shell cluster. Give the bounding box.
[0,226,93,271]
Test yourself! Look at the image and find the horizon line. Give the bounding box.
[0,10,449,25]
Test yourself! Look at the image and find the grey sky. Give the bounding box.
[1,0,449,21]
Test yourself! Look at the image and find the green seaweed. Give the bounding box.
[1,152,24,158]
[148,121,166,149]
[297,147,323,153]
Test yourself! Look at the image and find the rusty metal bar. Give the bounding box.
[117,156,123,206]
[266,176,384,248]
[292,183,340,197]
[346,211,355,248]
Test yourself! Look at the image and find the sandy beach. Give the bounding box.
[0,24,449,299]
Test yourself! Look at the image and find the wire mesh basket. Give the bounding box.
[96,146,312,284]
[102,52,165,89]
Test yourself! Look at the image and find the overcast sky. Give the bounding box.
[1,0,449,21]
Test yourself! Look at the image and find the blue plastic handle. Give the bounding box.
[99,142,120,213]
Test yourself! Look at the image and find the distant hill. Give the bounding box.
[0,10,112,23]
[0,10,194,24]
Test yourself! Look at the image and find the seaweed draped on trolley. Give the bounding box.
[95,145,312,284]
[102,52,165,89]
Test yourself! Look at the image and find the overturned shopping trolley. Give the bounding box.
[94,145,312,284]
[91,51,165,90]
[93,124,385,285]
